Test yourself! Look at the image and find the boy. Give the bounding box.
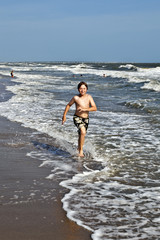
[62,81,97,157]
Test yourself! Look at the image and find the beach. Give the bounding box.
[0,62,160,240]
[0,78,91,240]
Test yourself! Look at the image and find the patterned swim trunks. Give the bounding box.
[73,115,89,133]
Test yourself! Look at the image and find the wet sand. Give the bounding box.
[0,78,91,240]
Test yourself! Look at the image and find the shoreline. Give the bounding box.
[0,77,91,240]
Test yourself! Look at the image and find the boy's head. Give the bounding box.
[77,81,88,90]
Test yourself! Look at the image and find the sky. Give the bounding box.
[0,0,160,62]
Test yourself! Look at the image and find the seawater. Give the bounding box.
[0,62,160,240]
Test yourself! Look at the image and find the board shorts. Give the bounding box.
[73,115,89,133]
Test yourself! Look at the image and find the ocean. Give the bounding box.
[0,62,160,240]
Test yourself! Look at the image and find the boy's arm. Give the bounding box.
[89,96,97,111]
[62,97,75,125]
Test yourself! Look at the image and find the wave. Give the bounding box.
[125,100,144,109]
[125,100,160,115]
[68,63,160,90]
[141,80,160,92]
[75,63,88,68]
[3,62,160,93]
[119,64,138,71]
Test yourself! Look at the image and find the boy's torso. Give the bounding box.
[74,94,90,118]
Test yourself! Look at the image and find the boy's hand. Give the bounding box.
[77,107,83,112]
[62,116,66,125]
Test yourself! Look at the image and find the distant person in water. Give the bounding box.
[62,81,97,157]
[10,70,14,77]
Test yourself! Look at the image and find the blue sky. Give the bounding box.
[0,0,160,62]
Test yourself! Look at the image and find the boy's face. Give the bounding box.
[78,84,87,96]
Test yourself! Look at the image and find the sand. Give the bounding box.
[0,77,91,240]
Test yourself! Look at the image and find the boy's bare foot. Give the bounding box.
[78,151,84,157]
[78,153,84,157]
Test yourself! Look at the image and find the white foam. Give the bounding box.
[119,64,138,70]
[61,187,94,232]
[141,80,160,92]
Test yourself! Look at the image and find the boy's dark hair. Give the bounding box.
[77,81,88,90]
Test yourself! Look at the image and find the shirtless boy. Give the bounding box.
[62,82,97,157]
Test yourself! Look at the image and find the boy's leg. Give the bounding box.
[78,126,86,157]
